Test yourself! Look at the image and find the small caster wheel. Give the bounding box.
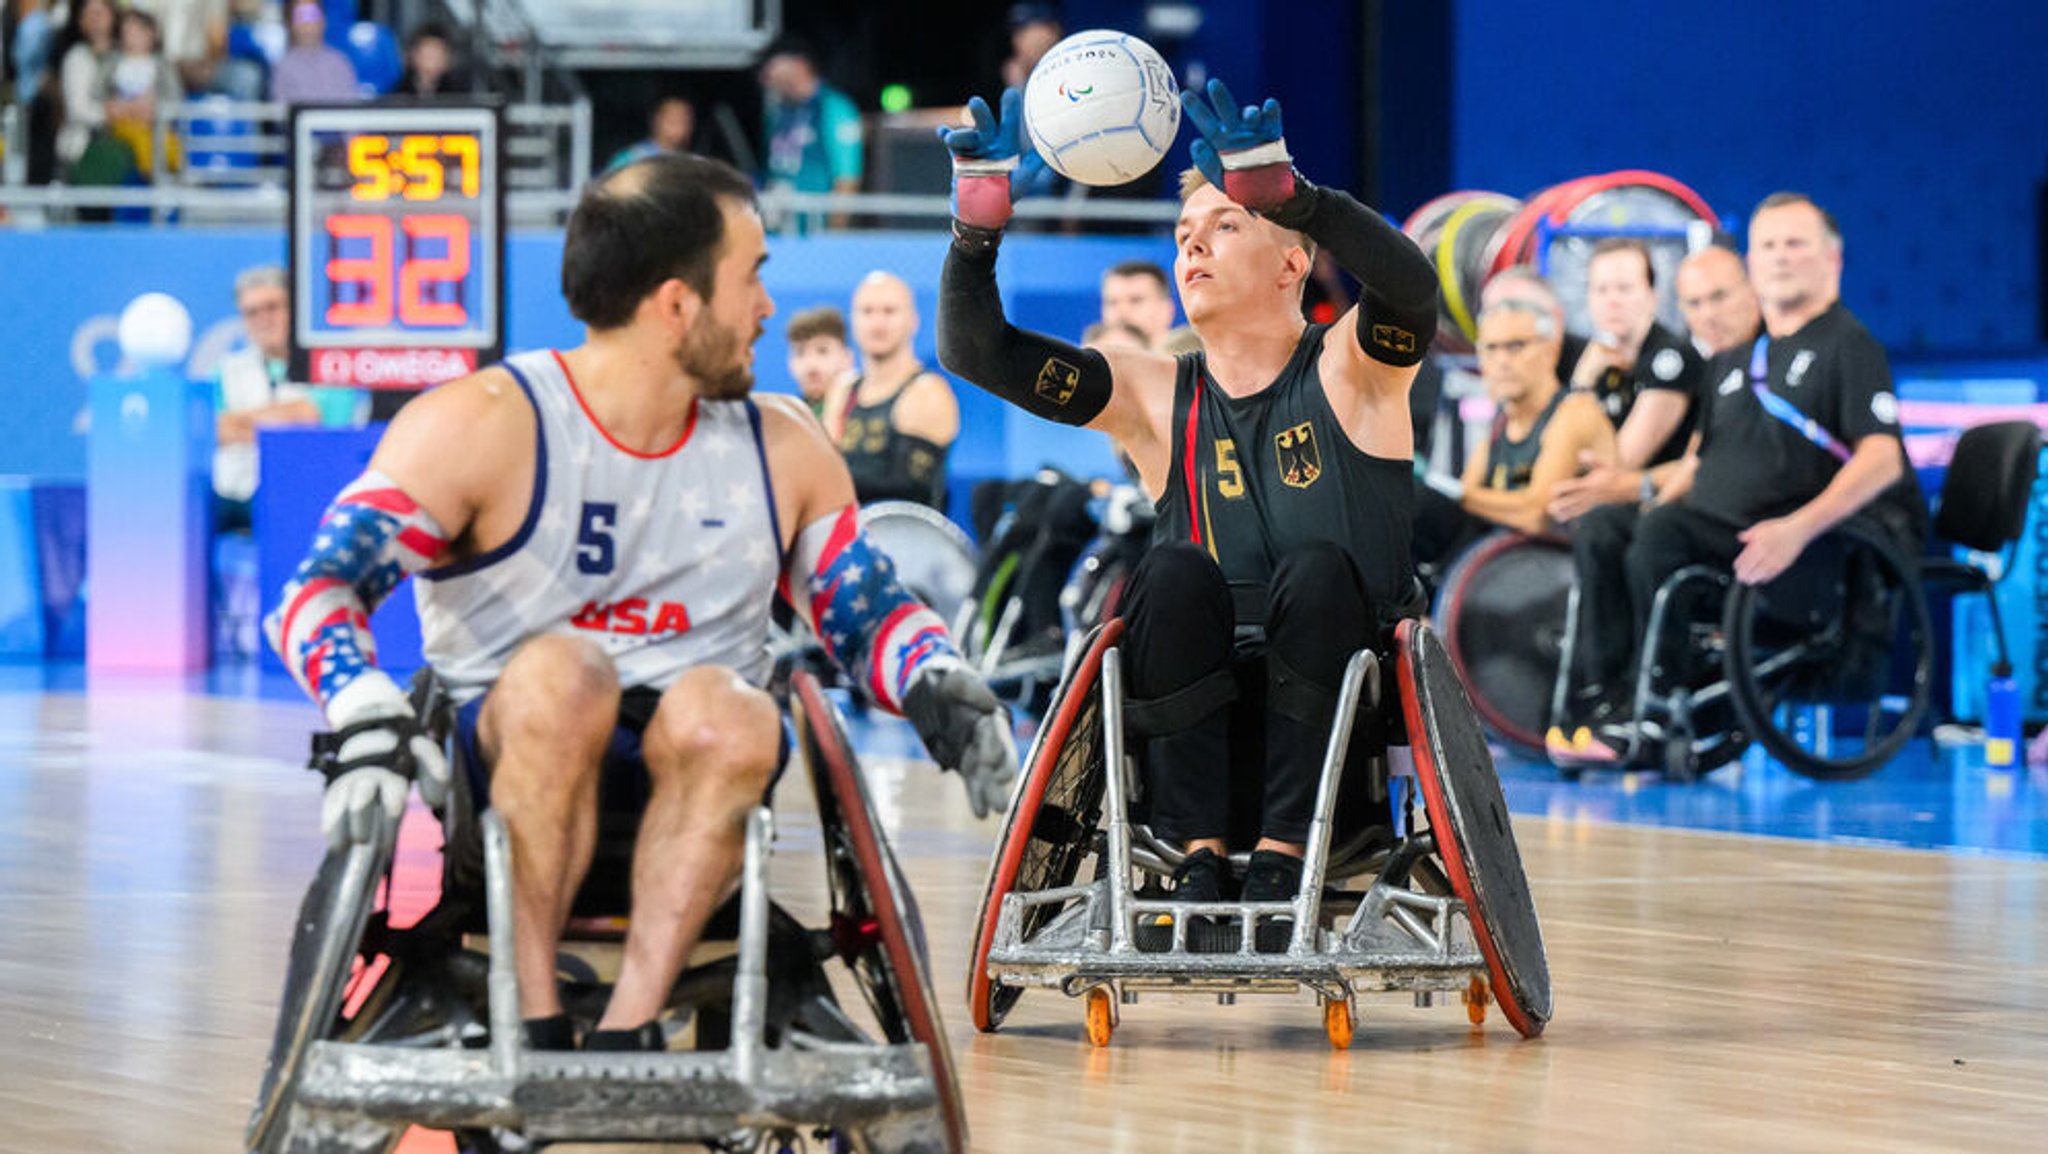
[1464,976,1490,1026]
[1322,998,1354,1050]
[1084,987,1115,1048]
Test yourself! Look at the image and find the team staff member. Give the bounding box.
[266,155,1014,1051]
[1568,239,1706,472]
[935,81,1436,920]
[1557,193,1923,762]
[823,271,960,509]
[1550,244,1758,521]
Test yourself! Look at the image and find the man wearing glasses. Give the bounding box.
[1412,298,1616,571]
[213,265,363,532]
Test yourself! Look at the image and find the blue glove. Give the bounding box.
[1180,77,1297,213]
[935,88,1046,231]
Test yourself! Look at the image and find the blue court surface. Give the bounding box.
[40,656,2030,864]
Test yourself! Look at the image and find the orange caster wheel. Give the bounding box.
[1464,975,1490,1025]
[1084,987,1115,1047]
[1322,998,1354,1050]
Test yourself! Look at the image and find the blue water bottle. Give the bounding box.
[1985,663,2021,768]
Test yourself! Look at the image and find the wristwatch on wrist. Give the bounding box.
[1638,473,1657,507]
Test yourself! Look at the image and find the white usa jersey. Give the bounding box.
[416,350,783,703]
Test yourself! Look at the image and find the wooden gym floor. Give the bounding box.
[1,672,2045,1153]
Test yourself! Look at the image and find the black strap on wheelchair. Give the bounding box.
[307,715,425,786]
[1123,668,1238,739]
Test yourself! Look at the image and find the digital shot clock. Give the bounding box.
[288,104,506,391]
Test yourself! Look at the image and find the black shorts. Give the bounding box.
[454,683,792,812]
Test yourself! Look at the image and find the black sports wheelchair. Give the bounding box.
[1437,421,2040,781]
[967,606,1553,1049]
[245,669,967,1154]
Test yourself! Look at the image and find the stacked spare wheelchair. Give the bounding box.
[968,614,1553,1048]
[246,668,967,1154]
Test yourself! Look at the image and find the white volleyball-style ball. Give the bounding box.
[1023,29,1181,187]
[117,292,194,369]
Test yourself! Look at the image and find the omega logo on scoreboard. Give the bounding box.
[288,104,505,390]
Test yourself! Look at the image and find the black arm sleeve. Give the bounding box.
[937,226,1116,427]
[1264,180,1438,367]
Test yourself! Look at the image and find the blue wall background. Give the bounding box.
[1451,0,2048,354]
[0,227,1168,486]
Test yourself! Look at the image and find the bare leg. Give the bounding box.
[600,666,781,1030]
[478,635,620,1020]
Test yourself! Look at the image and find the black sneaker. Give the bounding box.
[521,1013,577,1051]
[1241,849,1304,903]
[584,1020,666,1052]
[1171,847,1228,903]
[1148,847,1239,953]
[1242,850,1305,953]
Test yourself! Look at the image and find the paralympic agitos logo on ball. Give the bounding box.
[1058,82,1095,102]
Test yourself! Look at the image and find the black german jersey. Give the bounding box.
[1580,321,1705,466]
[1483,385,1568,491]
[836,371,949,509]
[1152,324,1413,612]
[1690,303,1925,541]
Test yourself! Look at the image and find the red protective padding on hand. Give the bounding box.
[954,176,1014,232]
[1224,165,1297,215]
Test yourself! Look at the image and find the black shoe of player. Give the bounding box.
[583,1020,666,1052]
[1242,849,1305,953]
[521,1013,577,1051]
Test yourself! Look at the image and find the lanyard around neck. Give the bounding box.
[1748,336,1849,463]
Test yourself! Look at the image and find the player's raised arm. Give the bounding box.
[1179,78,1437,393]
[933,90,1168,461]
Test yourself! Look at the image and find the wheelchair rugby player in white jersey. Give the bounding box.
[250,153,1013,1153]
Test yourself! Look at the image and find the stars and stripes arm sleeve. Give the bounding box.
[263,470,451,720]
[781,504,962,715]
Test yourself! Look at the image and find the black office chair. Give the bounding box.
[1920,419,2043,679]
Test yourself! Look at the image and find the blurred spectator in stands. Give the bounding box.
[214,265,362,532]
[132,0,228,94]
[785,305,855,421]
[269,0,355,104]
[395,20,469,99]
[8,0,56,109]
[1098,260,1178,350]
[605,94,694,172]
[758,37,861,230]
[105,7,181,175]
[1001,3,1061,89]
[53,0,117,176]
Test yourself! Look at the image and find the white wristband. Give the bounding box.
[1222,140,1292,170]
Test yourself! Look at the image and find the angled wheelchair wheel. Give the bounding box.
[859,500,980,628]
[1395,619,1552,1038]
[794,671,968,1154]
[245,819,400,1154]
[1434,531,1575,753]
[1723,528,1932,781]
[968,619,1120,1033]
